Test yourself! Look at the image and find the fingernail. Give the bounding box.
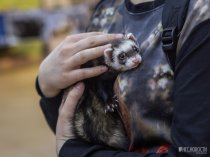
[115,34,124,39]
[75,82,84,90]
[104,44,112,48]
[101,66,108,72]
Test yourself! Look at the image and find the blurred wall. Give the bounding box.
[41,0,72,9]
[0,0,99,157]
[41,0,98,9]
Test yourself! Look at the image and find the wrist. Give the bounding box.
[37,73,61,98]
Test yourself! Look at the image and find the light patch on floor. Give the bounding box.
[0,64,56,157]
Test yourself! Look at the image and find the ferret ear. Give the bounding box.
[104,48,113,59]
[127,33,137,42]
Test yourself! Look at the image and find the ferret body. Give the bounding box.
[64,33,141,149]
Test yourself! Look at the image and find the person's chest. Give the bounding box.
[88,0,174,147]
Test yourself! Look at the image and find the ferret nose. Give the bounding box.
[132,57,141,64]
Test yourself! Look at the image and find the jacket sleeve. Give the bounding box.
[168,19,210,156]
[36,78,63,133]
[58,20,210,157]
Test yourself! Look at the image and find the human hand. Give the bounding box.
[38,32,123,97]
[56,82,85,155]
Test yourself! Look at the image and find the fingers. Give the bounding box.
[72,34,123,53]
[58,33,122,59]
[60,82,85,118]
[66,32,105,43]
[68,44,111,67]
[67,66,108,84]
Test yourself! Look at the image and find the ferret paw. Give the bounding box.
[104,103,118,113]
[113,95,119,103]
[104,95,119,113]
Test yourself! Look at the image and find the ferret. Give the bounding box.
[64,33,141,149]
[104,33,142,72]
[99,33,142,113]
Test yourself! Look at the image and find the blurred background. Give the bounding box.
[0,0,97,156]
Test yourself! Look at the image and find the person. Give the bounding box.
[36,0,210,156]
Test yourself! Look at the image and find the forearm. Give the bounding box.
[59,139,166,157]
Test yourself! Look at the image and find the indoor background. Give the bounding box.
[0,0,97,156]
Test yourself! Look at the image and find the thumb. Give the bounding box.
[56,82,85,155]
[60,82,85,118]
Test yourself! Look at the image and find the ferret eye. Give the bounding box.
[133,46,138,52]
[119,53,126,60]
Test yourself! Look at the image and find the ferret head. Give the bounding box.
[104,33,142,72]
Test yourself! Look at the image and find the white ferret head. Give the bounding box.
[104,33,142,72]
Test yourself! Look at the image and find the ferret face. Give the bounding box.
[104,33,142,72]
